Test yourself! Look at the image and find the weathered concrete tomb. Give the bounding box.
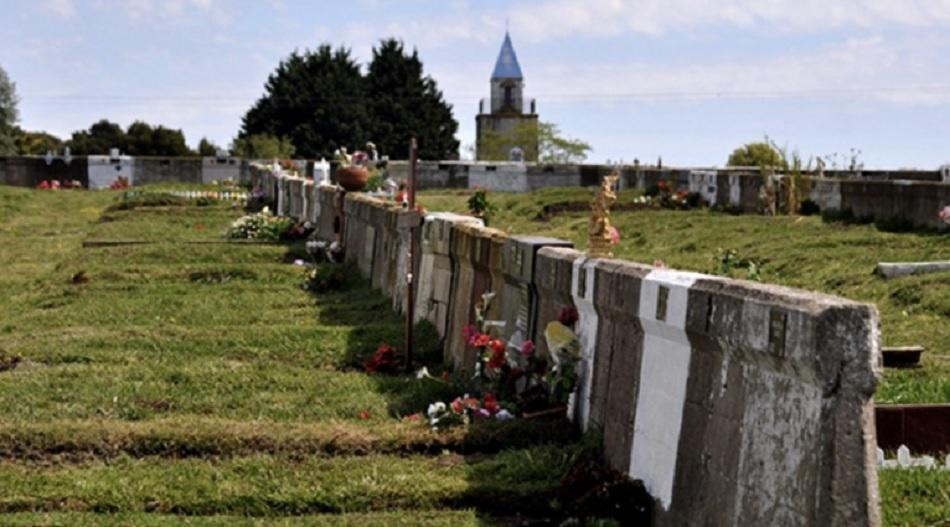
[251,165,884,526]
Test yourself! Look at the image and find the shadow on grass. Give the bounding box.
[299,261,657,523]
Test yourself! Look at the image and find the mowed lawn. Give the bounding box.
[0,185,945,526]
[0,186,579,525]
[420,188,950,406]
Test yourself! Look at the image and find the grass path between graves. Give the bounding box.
[0,186,581,525]
[0,185,945,526]
[420,188,950,405]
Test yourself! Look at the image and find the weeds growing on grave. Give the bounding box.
[714,248,762,281]
[305,262,360,294]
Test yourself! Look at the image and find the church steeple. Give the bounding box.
[489,32,525,114]
[476,30,538,161]
[491,32,523,80]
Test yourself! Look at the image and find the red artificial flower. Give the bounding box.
[461,325,476,342]
[520,340,535,357]
[405,413,421,422]
[364,343,399,373]
[483,392,499,414]
[488,346,507,369]
[37,180,50,190]
[558,307,579,327]
[463,396,480,410]
[471,333,491,348]
[490,339,505,355]
[358,409,371,420]
[450,398,464,414]
[657,181,669,191]
[675,191,688,199]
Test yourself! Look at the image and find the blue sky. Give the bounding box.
[2,0,949,168]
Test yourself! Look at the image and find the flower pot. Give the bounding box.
[336,166,369,192]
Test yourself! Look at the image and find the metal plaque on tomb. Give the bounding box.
[499,236,574,346]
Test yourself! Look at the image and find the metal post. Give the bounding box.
[405,137,418,372]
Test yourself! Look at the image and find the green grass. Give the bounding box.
[0,511,488,526]
[420,187,950,405]
[0,184,946,525]
[0,185,581,525]
[879,469,950,527]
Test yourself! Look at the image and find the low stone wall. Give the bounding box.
[385,161,949,231]
[259,163,881,526]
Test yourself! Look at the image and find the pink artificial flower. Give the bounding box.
[462,325,476,343]
[450,398,464,414]
[939,205,950,224]
[608,225,620,245]
[476,408,491,419]
[51,180,61,189]
[37,180,50,190]
[520,340,535,357]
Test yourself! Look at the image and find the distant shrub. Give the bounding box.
[305,262,360,294]
[799,199,820,216]
[106,192,187,212]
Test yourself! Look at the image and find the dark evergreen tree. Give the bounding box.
[197,137,220,156]
[365,39,459,160]
[239,45,371,159]
[66,119,127,155]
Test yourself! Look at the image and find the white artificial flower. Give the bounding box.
[415,366,431,379]
[495,409,514,421]
[427,401,446,419]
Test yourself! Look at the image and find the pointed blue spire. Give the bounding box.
[491,32,523,80]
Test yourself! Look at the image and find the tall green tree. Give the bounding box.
[197,137,220,156]
[230,134,295,159]
[126,121,192,156]
[239,45,371,159]
[478,121,590,163]
[727,141,784,168]
[66,119,127,155]
[14,129,63,155]
[365,38,459,159]
[0,64,19,155]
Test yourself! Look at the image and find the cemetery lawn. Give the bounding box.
[0,184,945,525]
[420,188,950,406]
[0,186,577,525]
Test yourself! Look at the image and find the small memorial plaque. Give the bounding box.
[768,309,787,356]
[656,285,670,322]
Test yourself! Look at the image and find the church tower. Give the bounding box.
[476,32,539,161]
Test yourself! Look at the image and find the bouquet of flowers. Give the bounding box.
[226,206,294,240]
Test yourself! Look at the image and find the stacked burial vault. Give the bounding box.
[251,164,884,527]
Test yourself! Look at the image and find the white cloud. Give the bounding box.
[43,0,76,18]
[522,36,950,106]
[507,0,950,40]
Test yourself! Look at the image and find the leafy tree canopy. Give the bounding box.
[231,134,296,159]
[14,128,63,155]
[239,39,459,160]
[478,121,590,163]
[366,38,459,160]
[197,137,221,157]
[240,45,370,160]
[0,64,19,155]
[66,119,194,156]
[727,141,784,168]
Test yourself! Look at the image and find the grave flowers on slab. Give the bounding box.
[422,293,582,428]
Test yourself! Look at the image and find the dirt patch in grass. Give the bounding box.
[187,268,259,283]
